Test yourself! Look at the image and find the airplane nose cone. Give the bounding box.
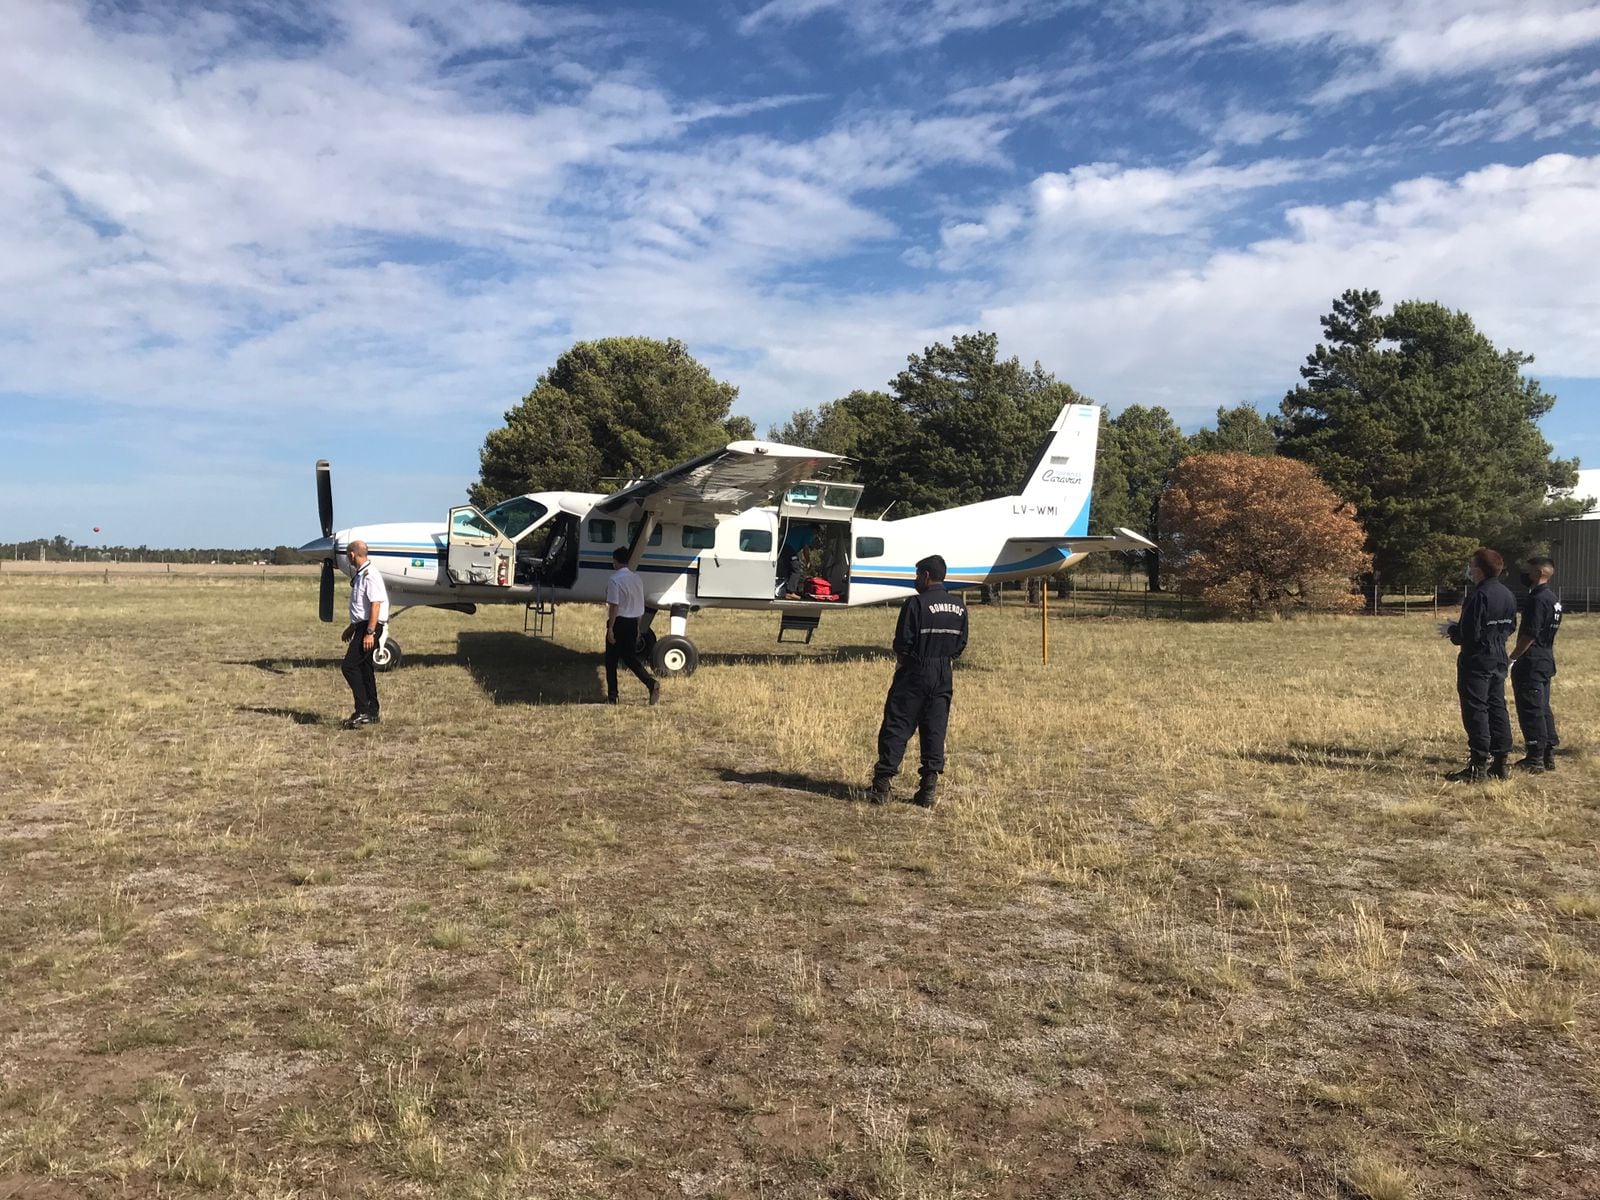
[299,536,334,555]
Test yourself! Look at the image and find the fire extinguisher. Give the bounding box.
[496,556,508,586]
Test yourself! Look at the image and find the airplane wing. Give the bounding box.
[592,441,844,524]
[1004,527,1158,555]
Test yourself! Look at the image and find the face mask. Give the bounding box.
[1520,572,1534,588]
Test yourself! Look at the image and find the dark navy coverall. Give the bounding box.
[874,585,969,780]
[1449,576,1518,759]
[1511,582,1562,751]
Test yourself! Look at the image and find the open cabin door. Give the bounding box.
[446,506,515,587]
[776,481,863,602]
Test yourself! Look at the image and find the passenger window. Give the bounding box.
[855,536,884,559]
[627,522,663,547]
[682,526,715,549]
[588,519,616,544]
[739,529,773,554]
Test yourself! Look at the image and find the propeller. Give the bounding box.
[316,460,335,623]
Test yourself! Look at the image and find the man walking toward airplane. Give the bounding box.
[870,554,969,809]
[604,547,660,706]
[1441,547,1518,782]
[1510,555,1562,773]
[341,540,387,729]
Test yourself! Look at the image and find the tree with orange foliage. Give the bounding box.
[1160,453,1370,617]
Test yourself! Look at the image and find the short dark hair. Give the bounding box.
[1471,548,1504,578]
[612,547,629,564]
[1529,555,1554,576]
[915,554,947,581]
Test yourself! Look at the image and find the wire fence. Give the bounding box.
[980,575,1599,618]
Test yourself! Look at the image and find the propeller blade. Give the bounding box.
[319,558,335,623]
[316,460,333,539]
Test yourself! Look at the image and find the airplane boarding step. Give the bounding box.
[523,583,557,639]
[778,612,821,644]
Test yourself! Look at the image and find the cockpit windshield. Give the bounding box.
[481,497,550,540]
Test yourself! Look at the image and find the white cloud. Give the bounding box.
[739,0,1077,49]
[1206,1,1600,101]
[1026,157,1309,235]
[981,153,1600,412]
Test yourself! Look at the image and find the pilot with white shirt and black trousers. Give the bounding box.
[341,539,387,729]
[604,547,660,705]
[870,554,969,809]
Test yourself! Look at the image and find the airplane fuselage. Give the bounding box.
[329,494,1092,618]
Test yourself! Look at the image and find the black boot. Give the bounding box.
[1514,745,1546,774]
[1445,757,1489,783]
[1543,744,1557,772]
[868,774,893,805]
[1489,754,1510,781]
[910,772,939,809]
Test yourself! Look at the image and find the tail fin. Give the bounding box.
[1018,403,1101,537]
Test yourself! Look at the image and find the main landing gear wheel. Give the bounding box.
[650,634,698,677]
[372,638,404,671]
[636,627,658,661]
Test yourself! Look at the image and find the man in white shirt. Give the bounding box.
[341,540,388,728]
[604,546,659,705]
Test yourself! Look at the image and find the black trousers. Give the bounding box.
[1457,655,1511,759]
[1511,652,1559,749]
[342,623,380,716]
[605,616,655,698]
[875,660,953,779]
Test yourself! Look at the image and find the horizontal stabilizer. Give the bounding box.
[1004,527,1157,556]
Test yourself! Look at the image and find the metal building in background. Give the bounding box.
[1541,517,1600,611]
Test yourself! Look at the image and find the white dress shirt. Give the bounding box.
[350,562,389,624]
[606,566,646,619]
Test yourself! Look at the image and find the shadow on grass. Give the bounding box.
[718,768,862,803]
[232,636,893,708]
[227,654,459,674]
[1238,740,1415,773]
[238,705,323,725]
[457,631,605,706]
[697,644,894,668]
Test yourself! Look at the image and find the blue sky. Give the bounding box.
[3,0,1599,546]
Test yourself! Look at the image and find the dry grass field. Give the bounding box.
[2,574,1597,1199]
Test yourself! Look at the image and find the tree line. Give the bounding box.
[460,289,1581,609]
[2,537,318,565]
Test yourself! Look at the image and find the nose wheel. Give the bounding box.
[372,637,404,671]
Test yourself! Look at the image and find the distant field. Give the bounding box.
[1,576,1596,1199]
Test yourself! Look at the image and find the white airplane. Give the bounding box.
[298,403,1154,674]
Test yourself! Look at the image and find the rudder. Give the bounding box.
[1018,403,1100,536]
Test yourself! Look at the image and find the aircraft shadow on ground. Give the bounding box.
[229,636,895,709]
[457,631,606,706]
[717,768,862,803]
[1237,740,1419,773]
[697,644,894,668]
[228,654,460,675]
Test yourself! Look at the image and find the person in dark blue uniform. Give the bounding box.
[1510,556,1562,773]
[869,555,969,809]
[1441,547,1518,782]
